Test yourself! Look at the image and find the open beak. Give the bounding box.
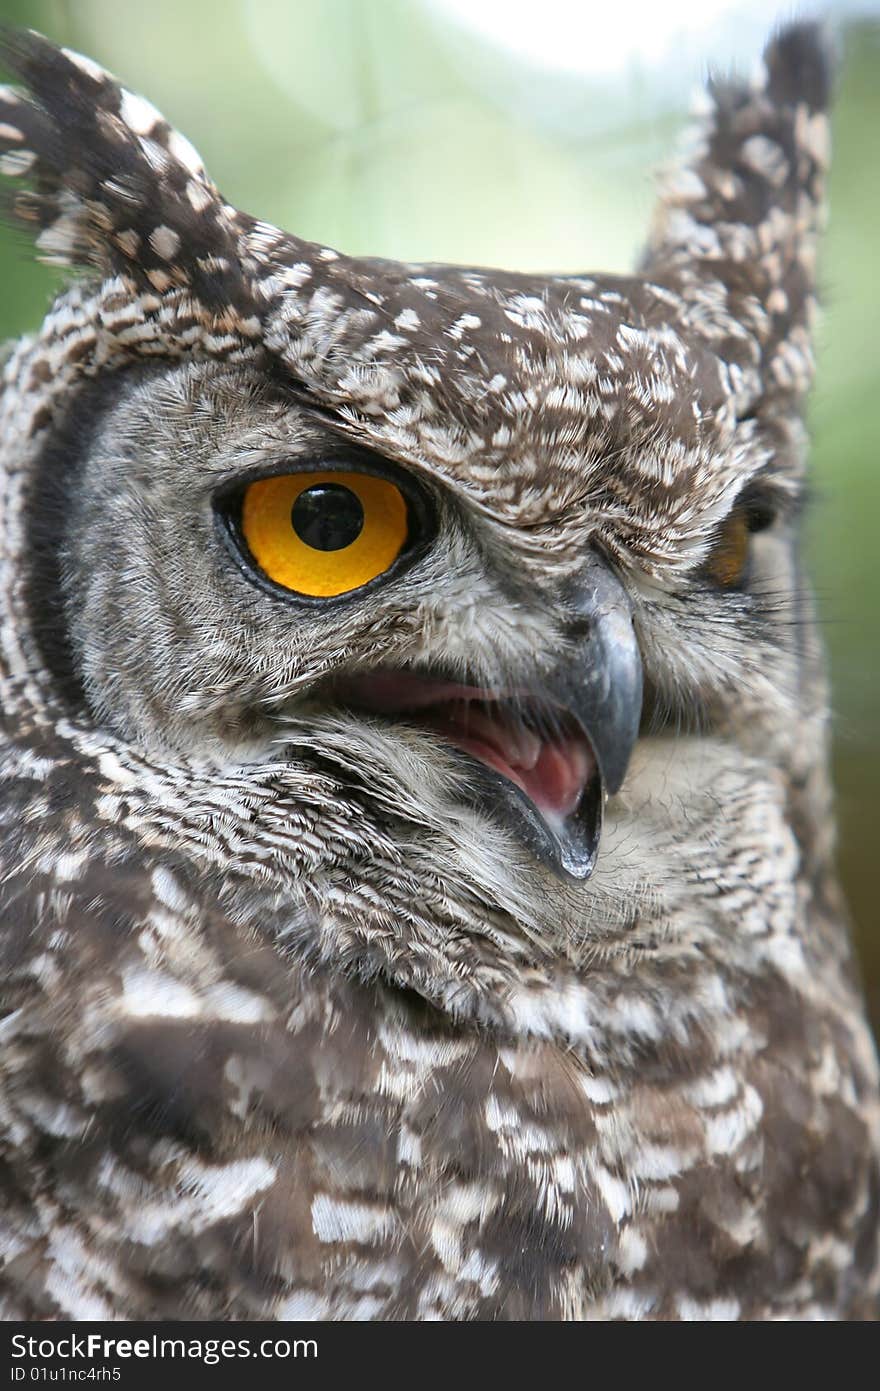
[333,554,642,881]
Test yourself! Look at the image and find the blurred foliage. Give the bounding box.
[1,0,878,1027]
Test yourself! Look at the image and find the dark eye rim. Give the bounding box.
[741,489,777,536]
[213,449,436,606]
[701,484,780,592]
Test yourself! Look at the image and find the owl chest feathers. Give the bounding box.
[0,724,878,1320]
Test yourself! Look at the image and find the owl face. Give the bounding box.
[1,28,827,983]
[54,344,792,893]
[57,355,631,884]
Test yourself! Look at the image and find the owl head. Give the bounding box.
[0,26,834,1015]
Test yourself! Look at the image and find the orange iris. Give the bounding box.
[705,509,750,588]
[241,470,409,598]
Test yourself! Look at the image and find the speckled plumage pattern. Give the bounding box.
[1,25,878,1320]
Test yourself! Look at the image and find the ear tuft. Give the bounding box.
[763,20,833,114]
[0,28,249,312]
[641,20,835,416]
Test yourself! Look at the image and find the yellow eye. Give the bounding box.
[240,470,409,598]
[705,508,750,589]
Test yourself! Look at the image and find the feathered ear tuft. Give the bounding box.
[762,20,832,112]
[641,20,835,415]
[0,29,252,313]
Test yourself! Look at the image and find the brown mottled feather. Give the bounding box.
[0,23,877,1320]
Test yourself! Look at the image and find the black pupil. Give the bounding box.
[291,483,364,551]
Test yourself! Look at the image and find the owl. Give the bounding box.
[0,22,878,1322]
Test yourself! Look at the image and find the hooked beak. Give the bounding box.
[332,553,643,881]
[504,553,643,878]
[554,552,643,800]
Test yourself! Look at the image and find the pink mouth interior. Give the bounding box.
[335,672,595,822]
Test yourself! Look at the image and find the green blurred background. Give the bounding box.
[1,0,878,1029]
